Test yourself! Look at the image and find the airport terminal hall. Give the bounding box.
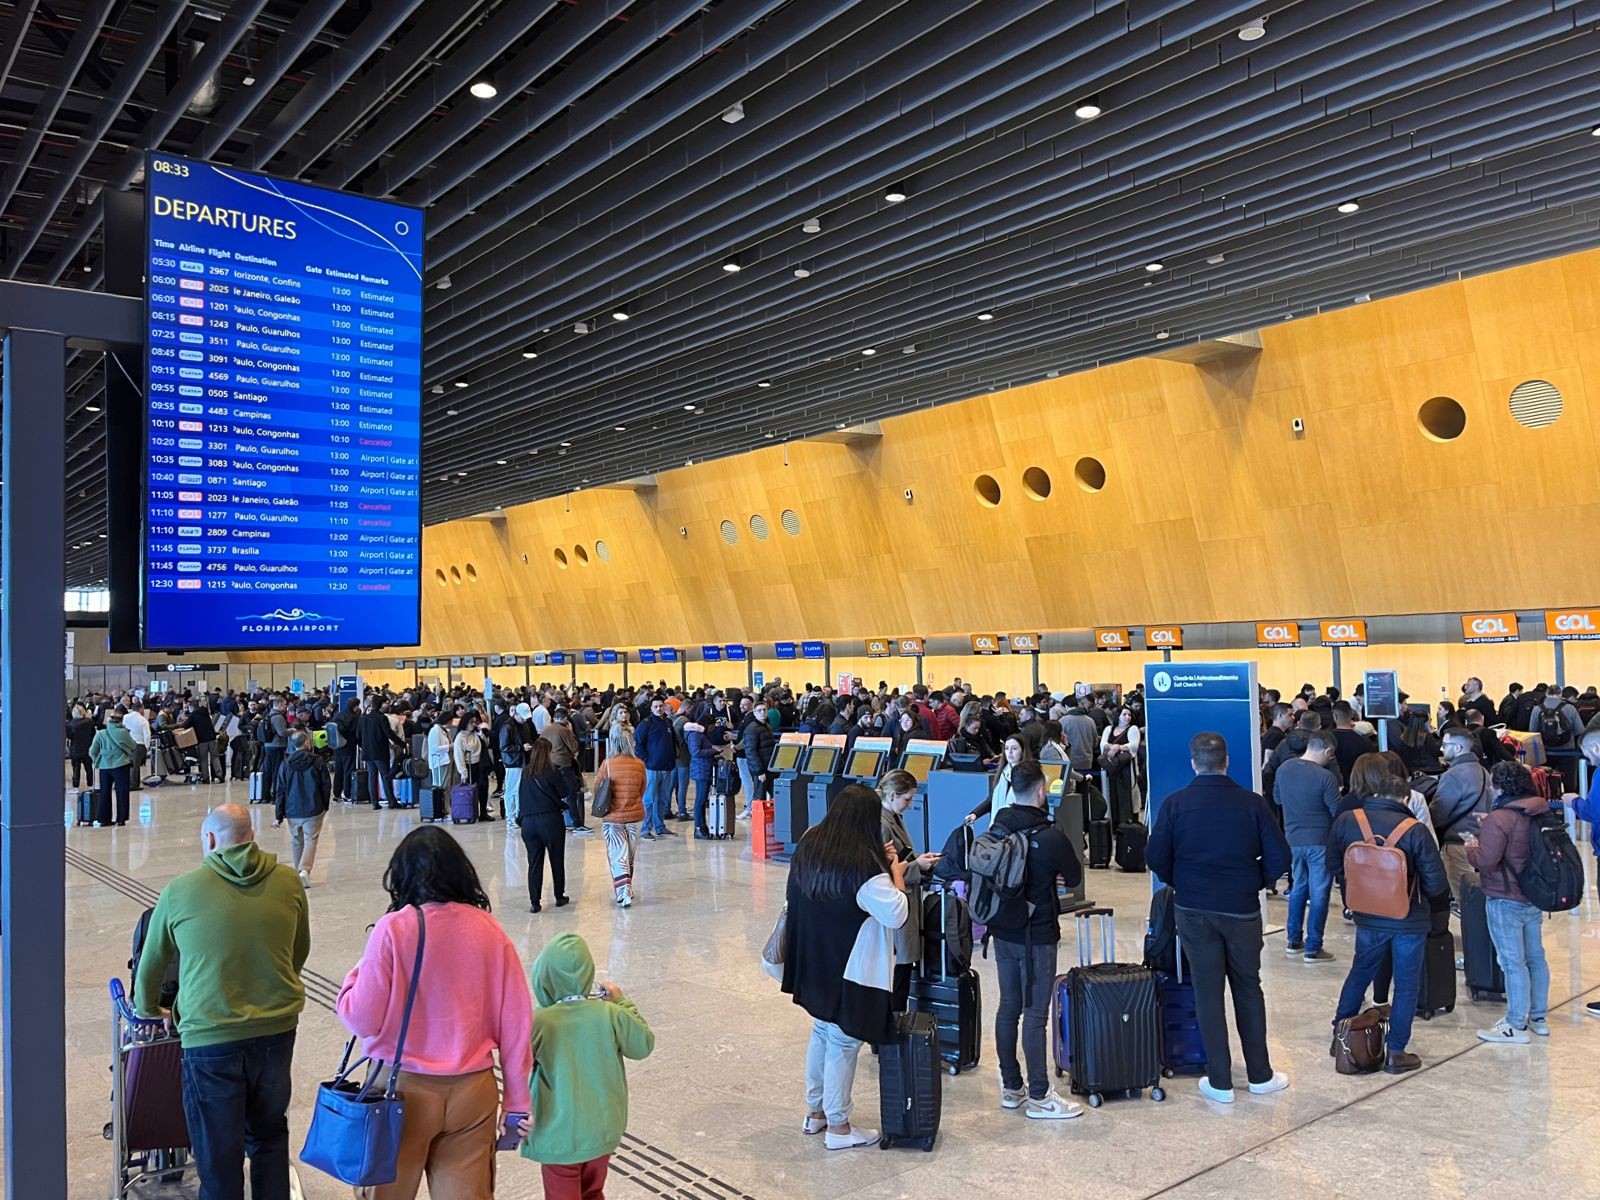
[9,1,1600,1197]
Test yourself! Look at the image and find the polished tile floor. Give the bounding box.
[29,775,1600,1199]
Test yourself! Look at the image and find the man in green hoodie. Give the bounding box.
[519,932,654,1199]
[135,803,310,1200]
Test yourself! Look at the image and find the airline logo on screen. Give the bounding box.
[1256,622,1301,648]
[1545,609,1600,641]
[1319,619,1368,647]
[1010,633,1041,653]
[866,638,892,658]
[1146,625,1183,649]
[970,634,999,654]
[898,637,926,656]
[233,605,345,635]
[1462,612,1519,644]
[1094,628,1130,652]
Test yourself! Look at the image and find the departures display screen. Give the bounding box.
[143,153,423,649]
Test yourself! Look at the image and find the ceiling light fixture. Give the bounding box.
[884,183,908,204]
[611,306,630,321]
[801,217,822,235]
[902,345,917,353]
[469,75,498,100]
[1206,253,1226,265]
[757,379,772,388]
[861,347,876,356]
[1145,261,1164,272]
[1354,293,1372,304]
[976,310,994,321]
[684,404,697,411]
[84,403,102,412]
[431,384,444,394]
[1592,125,1600,136]
[456,470,468,477]
[435,274,452,290]
[1074,98,1103,120]
[793,265,812,278]
[453,378,468,389]
[495,458,507,465]
[1336,200,1360,214]
[721,101,745,124]
[445,407,458,416]
[521,348,538,359]
[559,441,572,448]
[615,425,627,432]
[1155,330,1171,340]
[722,255,741,273]
[1237,16,1267,41]
[573,320,592,334]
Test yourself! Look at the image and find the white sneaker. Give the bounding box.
[1247,1071,1289,1095]
[1198,1077,1235,1104]
[1477,1019,1530,1045]
[1587,1001,1600,1019]
[823,1125,878,1150]
[802,1113,826,1135]
[1000,1083,1026,1110]
[620,889,633,909]
[1024,1090,1082,1120]
[297,869,310,889]
[736,808,751,820]
[1527,1018,1550,1038]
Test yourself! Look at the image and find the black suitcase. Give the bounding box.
[1417,928,1457,1019]
[877,1011,941,1151]
[1088,820,1112,869]
[75,790,95,827]
[908,969,981,1076]
[1114,823,1148,873]
[1459,882,1506,1002]
[421,786,446,823]
[354,770,371,806]
[1066,909,1165,1106]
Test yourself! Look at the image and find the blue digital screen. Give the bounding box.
[638,648,657,664]
[142,153,423,649]
[726,644,748,661]
[660,648,679,663]
[775,641,797,660]
[702,645,722,662]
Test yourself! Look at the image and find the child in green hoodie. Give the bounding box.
[517,932,654,1199]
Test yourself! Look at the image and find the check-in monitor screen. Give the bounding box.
[901,751,936,782]
[803,746,839,775]
[846,750,883,778]
[770,743,801,772]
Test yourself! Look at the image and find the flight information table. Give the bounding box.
[143,154,423,649]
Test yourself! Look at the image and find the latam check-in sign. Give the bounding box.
[1462,612,1519,644]
[1319,619,1368,647]
[1094,627,1131,652]
[866,638,892,658]
[898,637,925,656]
[1546,609,1600,641]
[1256,621,1301,648]
[1146,625,1183,649]
[1010,633,1041,653]
[969,634,1000,655]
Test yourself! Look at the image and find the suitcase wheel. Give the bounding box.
[1150,1086,1166,1102]
[947,1064,958,1077]
[1088,1093,1103,1108]
[1162,1067,1174,1078]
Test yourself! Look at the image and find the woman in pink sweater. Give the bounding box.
[337,827,534,1199]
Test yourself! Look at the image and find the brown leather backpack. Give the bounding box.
[1344,809,1419,920]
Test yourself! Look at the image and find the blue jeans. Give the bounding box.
[1336,928,1425,1054]
[1486,897,1549,1028]
[692,775,711,832]
[1286,845,1332,953]
[643,769,672,834]
[671,763,690,816]
[737,759,755,810]
[181,1029,296,1200]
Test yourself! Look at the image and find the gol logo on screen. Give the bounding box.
[898,637,925,656]
[1010,633,1041,653]
[1319,619,1368,647]
[1255,622,1300,647]
[865,638,891,657]
[1545,609,1600,641]
[1146,626,1183,649]
[969,634,999,654]
[1094,628,1130,652]
[1461,612,1519,644]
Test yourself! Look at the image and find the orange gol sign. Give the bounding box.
[1545,609,1600,641]
[1010,633,1041,653]
[969,634,1000,655]
[897,637,925,656]
[1146,626,1183,649]
[1256,622,1301,648]
[865,638,891,658]
[1462,612,1519,644]
[1319,619,1368,647]
[1094,628,1131,652]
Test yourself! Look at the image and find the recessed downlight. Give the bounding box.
[85,403,102,412]
[1206,253,1226,265]
[1074,99,1102,120]
[1145,261,1164,273]
[611,306,630,321]
[684,404,697,411]
[495,458,507,465]
[1237,16,1266,41]
[757,379,772,388]
[435,273,452,290]
[721,101,745,124]
[722,255,741,273]
[469,76,497,100]
[445,407,458,416]
[1336,200,1360,214]
[453,378,468,388]
[793,266,812,278]
[521,348,538,359]
[1155,330,1170,341]
[861,347,876,356]
[1592,125,1600,137]
[559,441,572,447]
[801,217,822,235]
[884,184,908,204]
[976,311,994,321]
[615,425,627,432]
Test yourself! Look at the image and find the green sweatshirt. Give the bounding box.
[521,933,654,1166]
[134,842,310,1048]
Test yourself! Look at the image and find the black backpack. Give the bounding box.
[1144,885,1180,974]
[921,886,973,975]
[1538,705,1572,748]
[1515,809,1584,912]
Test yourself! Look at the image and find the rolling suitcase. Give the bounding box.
[1114,823,1148,872]
[707,790,736,839]
[1064,908,1164,1106]
[1087,820,1112,868]
[450,784,478,824]
[354,770,371,806]
[908,887,981,1075]
[1154,934,1206,1076]
[76,789,95,827]
[1459,882,1506,1002]
[392,776,417,808]
[248,772,263,802]
[421,786,446,823]
[1417,927,1457,1019]
[877,1011,941,1151]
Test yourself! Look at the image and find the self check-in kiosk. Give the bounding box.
[769,733,811,861]
[803,734,848,827]
[924,746,992,857]
[843,737,891,784]
[895,739,948,853]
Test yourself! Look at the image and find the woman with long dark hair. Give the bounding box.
[518,738,571,912]
[337,826,533,1199]
[964,734,1037,829]
[1100,705,1142,829]
[781,784,907,1151]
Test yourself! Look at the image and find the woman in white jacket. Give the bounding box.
[453,711,490,820]
[428,713,456,790]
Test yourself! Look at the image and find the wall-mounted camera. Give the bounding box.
[903,488,914,503]
[1291,417,1305,435]
[678,526,688,538]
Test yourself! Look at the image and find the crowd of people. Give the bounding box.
[72,668,1600,1193]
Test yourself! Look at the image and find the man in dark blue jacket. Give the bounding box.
[1327,757,1449,1074]
[634,697,677,838]
[1148,732,1291,1105]
[272,730,330,887]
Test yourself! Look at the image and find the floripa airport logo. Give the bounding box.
[235,605,345,635]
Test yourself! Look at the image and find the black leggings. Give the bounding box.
[520,812,567,908]
[70,754,94,789]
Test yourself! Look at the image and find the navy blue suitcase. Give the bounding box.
[1155,934,1206,1076]
[877,1011,940,1151]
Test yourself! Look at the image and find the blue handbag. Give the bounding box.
[300,904,426,1186]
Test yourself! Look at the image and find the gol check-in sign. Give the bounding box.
[1546,609,1600,641]
[1256,622,1301,648]
[1094,628,1131,652]
[897,637,925,656]
[1319,619,1368,647]
[1462,612,1519,644]
[865,638,892,658]
[970,634,1000,655]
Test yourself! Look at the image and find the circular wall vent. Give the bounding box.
[750,513,770,540]
[1418,396,1467,441]
[1509,380,1561,429]
[973,474,1002,507]
[574,544,589,565]
[780,509,801,536]
[719,519,739,545]
[1074,457,1107,492]
[434,568,448,588]
[464,563,479,582]
[449,565,462,584]
[1022,466,1052,500]
[595,540,611,562]
[554,548,569,568]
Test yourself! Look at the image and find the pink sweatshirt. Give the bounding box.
[337,902,534,1112]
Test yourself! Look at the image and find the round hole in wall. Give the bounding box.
[595,540,611,562]
[1022,466,1052,500]
[449,565,462,584]
[434,568,448,588]
[1074,456,1107,492]
[573,544,589,565]
[1418,396,1467,441]
[464,562,479,582]
[554,547,568,569]
[973,473,1002,507]
[1509,379,1562,429]
[750,513,770,540]
[719,519,739,545]
[780,508,801,536]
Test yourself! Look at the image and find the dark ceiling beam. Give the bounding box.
[0,0,41,86]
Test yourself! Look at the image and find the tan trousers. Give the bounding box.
[1443,840,1480,902]
[355,1068,499,1200]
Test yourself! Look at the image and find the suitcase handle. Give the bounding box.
[1074,908,1115,966]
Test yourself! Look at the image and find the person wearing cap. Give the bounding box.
[501,702,539,825]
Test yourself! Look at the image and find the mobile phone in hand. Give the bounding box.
[497,1113,526,1151]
